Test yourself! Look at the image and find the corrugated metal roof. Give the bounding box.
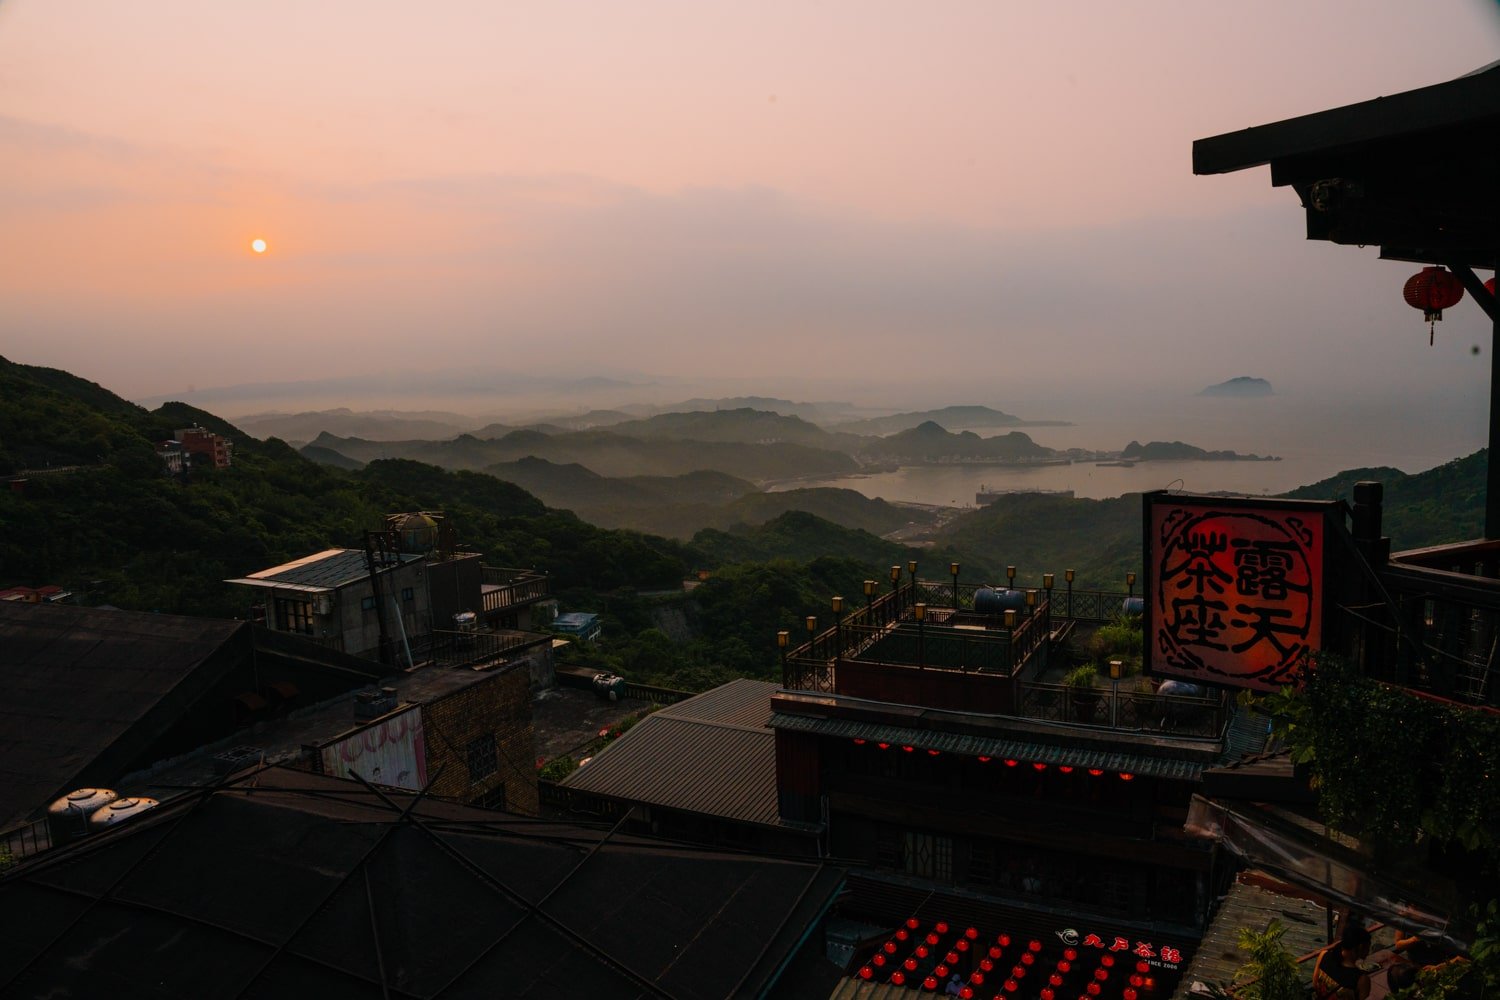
[563,682,797,829]
[1171,879,1327,1000]
[769,713,1207,782]
[230,548,421,591]
[656,677,776,729]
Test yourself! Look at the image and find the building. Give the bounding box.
[552,611,602,642]
[153,438,185,475]
[125,627,554,816]
[553,678,822,855]
[0,766,846,998]
[1182,60,1500,952]
[0,584,71,603]
[0,601,388,858]
[228,547,433,659]
[174,424,233,468]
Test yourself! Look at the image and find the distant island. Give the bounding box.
[1199,376,1273,397]
[1121,440,1279,462]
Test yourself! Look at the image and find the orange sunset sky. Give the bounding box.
[2,1,1498,407]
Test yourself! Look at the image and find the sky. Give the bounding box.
[2,1,1499,417]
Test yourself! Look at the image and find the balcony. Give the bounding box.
[1364,538,1500,709]
[480,566,549,618]
[782,580,1229,740]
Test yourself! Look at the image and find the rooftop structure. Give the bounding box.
[552,611,602,642]
[555,679,821,854]
[1188,62,1500,948]
[1,766,845,999]
[0,602,385,844]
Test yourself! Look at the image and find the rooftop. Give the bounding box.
[2,767,845,999]
[227,547,424,593]
[563,679,813,830]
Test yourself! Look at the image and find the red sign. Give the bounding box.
[1145,494,1328,691]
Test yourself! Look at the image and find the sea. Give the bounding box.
[772,391,1487,505]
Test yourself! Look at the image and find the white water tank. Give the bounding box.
[47,788,119,843]
[87,797,159,829]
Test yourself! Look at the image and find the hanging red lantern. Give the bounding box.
[1486,276,1496,296]
[1403,266,1464,345]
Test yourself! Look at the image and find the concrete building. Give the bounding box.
[174,425,233,468]
[228,548,431,659]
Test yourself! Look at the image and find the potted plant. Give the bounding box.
[1063,664,1101,723]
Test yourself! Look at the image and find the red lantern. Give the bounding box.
[988,946,1002,960]
[947,951,961,966]
[1005,980,1020,993]
[925,975,939,991]
[907,918,922,930]
[860,966,874,980]
[998,934,1012,947]
[1095,968,1110,981]
[1042,990,1056,1000]
[972,972,987,986]
[1064,949,1078,962]
[873,954,886,967]
[1087,983,1102,996]
[936,922,951,935]
[917,945,930,959]
[1050,974,1064,987]
[1125,991,1139,1000]
[1058,961,1072,973]
[981,958,995,972]
[1021,952,1035,966]
[1136,962,1150,974]
[1101,956,1115,968]
[936,965,950,978]
[1404,266,1465,345]
[905,957,919,972]
[1029,940,1043,953]
[893,971,907,986]
[928,933,941,946]
[966,928,980,940]
[884,942,897,954]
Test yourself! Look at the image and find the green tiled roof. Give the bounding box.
[769,712,1208,782]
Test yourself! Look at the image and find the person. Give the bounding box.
[1313,924,1374,1000]
[946,972,964,996]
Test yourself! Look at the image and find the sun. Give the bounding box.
[251,238,267,254]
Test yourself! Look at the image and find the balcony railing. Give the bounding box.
[480,566,549,616]
[406,628,543,669]
[1014,680,1229,739]
[1366,539,1500,708]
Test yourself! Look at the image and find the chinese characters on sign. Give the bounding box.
[1056,928,1184,970]
[1146,495,1327,691]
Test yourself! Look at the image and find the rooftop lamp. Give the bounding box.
[777,630,788,649]
[831,595,843,613]
[1065,568,1075,583]
[1043,572,1055,589]
[1004,609,1017,628]
[1109,659,1123,680]
[890,564,902,584]
[950,561,960,575]
[805,615,817,634]
[1007,565,1016,583]
[908,559,918,574]
[864,579,876,597]
[915,602,927,621]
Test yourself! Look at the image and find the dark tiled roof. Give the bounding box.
[0,602,244,830]
[231,548,422,591]
[769,712,1207,782]
[2,767,844,999]
[562,679,810,829]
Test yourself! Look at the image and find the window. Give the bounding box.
[360,595,376,611]
[902,831,954,882]
[465,733,497,782]
[273,598,314,635]
[474,783,507,811]
[401,587,415,602]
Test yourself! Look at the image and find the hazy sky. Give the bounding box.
[2,1,1498,410]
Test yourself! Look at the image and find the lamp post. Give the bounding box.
[950,561,960,611]
[890,565,903,616]
[1127,572,1137,602]
[1043,573,1054,611]
[907,559,918,605]
[864,578,876,623]
[1025,588,1037,619]
[1006,565,1017,590]
[1109,659,1123,727]
[832,595,844,656]
[1065,568,1075,619]
[777,629,790,686]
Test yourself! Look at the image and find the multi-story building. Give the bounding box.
[174,425,233,468]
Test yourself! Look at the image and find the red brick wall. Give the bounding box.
[421,665,539,815]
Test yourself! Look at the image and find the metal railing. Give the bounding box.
[1364,540,1500,708]
[1014,680,1229,739]
[480,566,549,615]
[407,628,543,669]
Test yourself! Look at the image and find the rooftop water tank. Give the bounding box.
[1121,597,1145,616]
[47,788,118,843]
[592,673,627,702]
[88,797,159,830]
[973,587,1026,615]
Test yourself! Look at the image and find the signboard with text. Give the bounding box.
[1144,492,1332,691]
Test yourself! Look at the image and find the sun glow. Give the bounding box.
[251,238,267,254]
